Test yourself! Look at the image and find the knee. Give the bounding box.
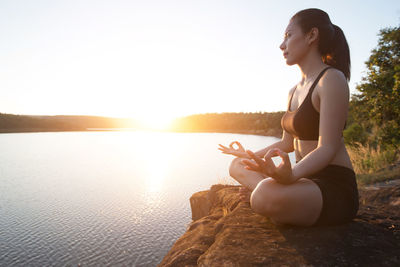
[229,157,245,179]
[250,179,282,216]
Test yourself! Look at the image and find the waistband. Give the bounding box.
[322,164,355,174]
[295,163,355,175]
[309,164,356,181]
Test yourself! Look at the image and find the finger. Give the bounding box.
[264,148,280,160]
[241,158,257,166]
[246,150,266,168]
[242,157,263,172]
[262,152,278,176]
[263,149,281,169]
[241,159,262,172]
[247,151,270,174]
[264,157,277,173]
[277,149,291,169]
[230,141,243,151]
[218,144,233,153]
[244,164,261,172]
[235,141,244,151]
[263,152,276,166]
[278,149,290,163]
[229,141,238,149]
[218,144,229,150]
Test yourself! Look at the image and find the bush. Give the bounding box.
[343,123,368,146]
[347,143,399,174]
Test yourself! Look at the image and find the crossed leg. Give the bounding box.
[229,157,323,227]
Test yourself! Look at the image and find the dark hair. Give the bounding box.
[291,8,351,81]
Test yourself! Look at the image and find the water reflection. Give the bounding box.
[139,132,175,194]
[145,160,167,193]
[0,131,282,266]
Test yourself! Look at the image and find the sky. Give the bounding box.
[1,0,399,128]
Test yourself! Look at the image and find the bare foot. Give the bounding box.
[238,186,251,203]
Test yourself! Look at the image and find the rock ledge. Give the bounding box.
[159,183,400,266]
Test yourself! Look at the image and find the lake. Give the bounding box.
[0,131,294,266]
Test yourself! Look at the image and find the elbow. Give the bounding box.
[287,144,295,153]
[317,144,339,163]
[281,142,294,153]
[280,137,294,153]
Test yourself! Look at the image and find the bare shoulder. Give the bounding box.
[317,68,349,97]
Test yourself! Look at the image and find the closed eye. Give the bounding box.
[284,32,291,40]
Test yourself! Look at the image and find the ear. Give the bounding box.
[307,27,319,45]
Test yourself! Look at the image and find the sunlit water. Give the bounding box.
[0,131,294,266]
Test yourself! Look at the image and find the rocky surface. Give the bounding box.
[159,182,400,266]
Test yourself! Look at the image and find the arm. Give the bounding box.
[244,69,350,184]
[255,86,296,158]
[291,69,349,180]
[254,129,294,157]
[222,87,295,160]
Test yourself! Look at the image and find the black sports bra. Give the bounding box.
[281,67,334,140]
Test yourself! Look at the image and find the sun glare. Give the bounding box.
[138,132,177,194]
[136,114,175,131]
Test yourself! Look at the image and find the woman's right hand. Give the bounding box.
[218,141,251,158]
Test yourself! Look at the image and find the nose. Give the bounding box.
[279,41,285,51]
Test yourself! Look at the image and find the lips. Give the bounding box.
[283,52,288,58]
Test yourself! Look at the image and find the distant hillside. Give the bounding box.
[0,113,141,133]
[168,112,284,138]
[0,112,284,137]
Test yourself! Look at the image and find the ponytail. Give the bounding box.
[291,9,351,81]
[322,24,351,81]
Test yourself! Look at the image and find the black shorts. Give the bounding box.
[306,164,359,226]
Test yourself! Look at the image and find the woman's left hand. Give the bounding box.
[241,148,296,184]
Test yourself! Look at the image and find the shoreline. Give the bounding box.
[0,128,282,138]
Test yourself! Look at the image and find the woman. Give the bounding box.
[218,8,359,227]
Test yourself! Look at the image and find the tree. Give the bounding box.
[350,25,400,148]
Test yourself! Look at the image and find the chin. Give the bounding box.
[285,58,296,66]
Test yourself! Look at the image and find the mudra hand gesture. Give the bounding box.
[218,141,251,159]
[242,148,295,184]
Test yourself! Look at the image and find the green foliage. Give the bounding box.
[350,25,400,148]
[348,143,399,174]
[343,123,368,146]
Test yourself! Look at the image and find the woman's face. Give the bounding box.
[279,19,309,65]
